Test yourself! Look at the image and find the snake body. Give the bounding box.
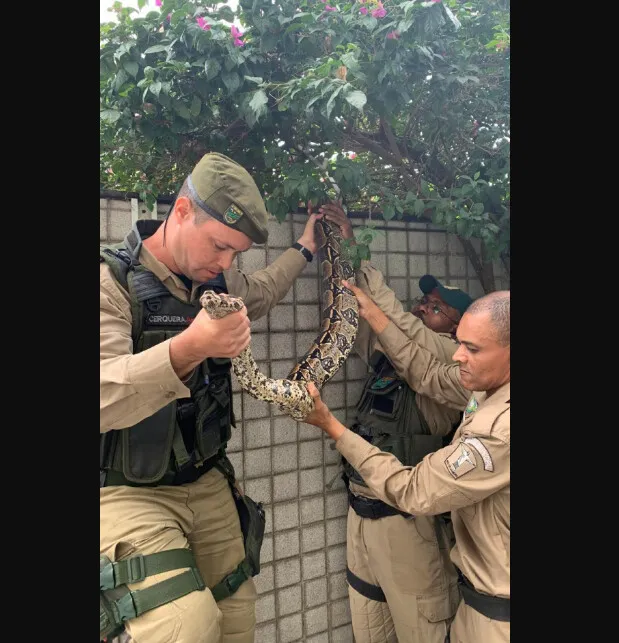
[200,218,358,421]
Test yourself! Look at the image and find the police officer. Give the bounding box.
[100,153,324,643]
[303,287,510,643]
[319,203,473,643]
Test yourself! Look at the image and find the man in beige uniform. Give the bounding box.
[100,153,324,643]
[302,287,510,643]
[319,204,472,643]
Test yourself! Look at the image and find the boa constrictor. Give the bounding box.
[200,219,359,421]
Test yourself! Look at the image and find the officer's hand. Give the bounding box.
[170,307,251,379]
[304,382,334,429]
[343,280,389,334]
[297,206,324,255]
[304,382,347,441]
[319,201,354,241]
[188,307,251,359]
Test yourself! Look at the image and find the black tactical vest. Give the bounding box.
[343,351,445,487]
[99,220,235,487]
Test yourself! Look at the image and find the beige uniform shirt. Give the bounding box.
[354,262,462,434]
[100,245,307,433]
[337,320,510,598]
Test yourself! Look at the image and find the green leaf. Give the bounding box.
[217,6,235,22]
[382,204,395,221]
[358,244,371,261]
[443,5,462,30]
[190,95,202,117]
[397,19,414,33]
[138,0,146,8]
[205,59,221,80]
[474,171,480,180]
[174,102,191,120]
[245,76,263,85]
[113,69,128,93]
[345,90,367,112]
[149,81,162,97]
[144,45,169,54]
[221,71,240,93]
[100,109,121,124]
[123,61,139,78]
[414,199,425,216]
[326,85,344,118]
[249,89,268,118]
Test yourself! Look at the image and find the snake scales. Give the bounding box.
[200,218,359,421]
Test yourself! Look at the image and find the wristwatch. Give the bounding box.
[292,242,313,262]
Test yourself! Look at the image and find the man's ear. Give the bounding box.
[170,196,193,223]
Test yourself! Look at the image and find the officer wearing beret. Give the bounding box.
[99,153,323,643]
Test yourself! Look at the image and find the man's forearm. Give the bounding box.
[169,331,204,380]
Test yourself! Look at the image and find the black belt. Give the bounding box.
[457,569,510,622]
[346,567,386,602]
[101,453,222,488]
[348,489,412,520]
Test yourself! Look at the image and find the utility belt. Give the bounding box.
[456,568,510,622]
[99,457,266,641]
[100,449,223,488]
[347,489,413,520]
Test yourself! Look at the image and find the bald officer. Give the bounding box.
[303,287,510,643]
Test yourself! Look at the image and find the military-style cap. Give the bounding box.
[186,152,269,244]
[419,274,474,316]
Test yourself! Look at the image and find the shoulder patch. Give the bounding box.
[463,437,494,472]
[445,442,477,479]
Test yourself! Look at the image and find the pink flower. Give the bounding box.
[371,2,386,18]
[196,17,211,31]
[349,152,357,159]
[324,5,337,10]
[432,0,442,3]
[359,7,368,14]
[231,25,245,47]
[155,0,162,6]
[386,30,399,39]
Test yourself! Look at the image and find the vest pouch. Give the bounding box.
[195,374,232,461]
[122,402,177,484]
[361,376,406,422]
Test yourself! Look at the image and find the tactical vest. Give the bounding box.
[99,220,235,487]
[343,351,445,487]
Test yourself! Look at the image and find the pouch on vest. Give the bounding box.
[193,359,234,463]
[345,352,444,486]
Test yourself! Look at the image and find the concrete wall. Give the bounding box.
[100,197,509,643]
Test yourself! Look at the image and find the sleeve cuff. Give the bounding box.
[286,246,312,271]
[127,338,191,399]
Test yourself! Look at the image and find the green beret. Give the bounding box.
[186,152,269,244]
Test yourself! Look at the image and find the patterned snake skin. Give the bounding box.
[200,219,359,421]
